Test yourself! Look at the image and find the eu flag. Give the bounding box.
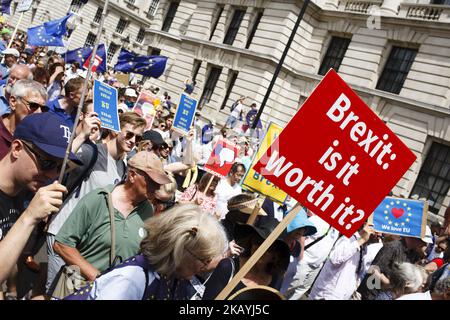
[63,44,107,73]
[44,13,73,37]
[1,0,12,15]
[113,49,167,78]
[27,25,65,47]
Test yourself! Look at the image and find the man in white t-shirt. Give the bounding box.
[215,163,246,219]
[225,97,245,129]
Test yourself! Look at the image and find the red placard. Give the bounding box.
[253,69,417,237]
[204,138,240,178]
[83,53,103,73]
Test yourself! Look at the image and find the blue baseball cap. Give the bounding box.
[286,207,317,236]
[13,113,82,165]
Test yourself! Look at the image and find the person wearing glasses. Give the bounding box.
[46,112,146,293]
[0,64,33,116]
[64,204,228,300]
[0,79,48,160]
[0,113,80,287]
[52,152,171,299]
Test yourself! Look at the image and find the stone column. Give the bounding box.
[380,0,402,15]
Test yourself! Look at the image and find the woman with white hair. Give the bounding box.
[393,262,429,300]
[64,204,228,300]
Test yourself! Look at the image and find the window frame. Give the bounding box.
[318,36,351,76]
[410,141,450,214]
[376,45,418,94]
[223,8,246,45]
[199,66,222,109]
[161,1,180,32]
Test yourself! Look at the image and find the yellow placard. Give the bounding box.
[242,123,288,204]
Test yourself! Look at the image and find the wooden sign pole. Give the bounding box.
[246,198,263,226]
[215,203,302,300]
[203,175,214,194]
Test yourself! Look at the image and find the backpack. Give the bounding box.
[230,101,238,112]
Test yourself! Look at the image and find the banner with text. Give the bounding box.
[253,69,417,237]
[173,93,198,134]
[373,197,428,238]
[242,122,288,204]
[93,80,120,132]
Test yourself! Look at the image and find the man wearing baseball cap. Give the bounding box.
[0,112,81,284]
[52,151,170,297]
[0,48,19,82]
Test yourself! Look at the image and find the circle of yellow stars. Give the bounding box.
[384,200,413,227]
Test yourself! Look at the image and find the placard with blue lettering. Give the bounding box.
[93,80,120,132]
[373,197,428,238]
[173,93,198,134]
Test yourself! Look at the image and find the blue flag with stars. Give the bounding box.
[27,25,65,47]
[373,197,428,238]
[113,49,167,78]
[63,44,107,73]
[1,0,12,15]
[43,13,73,37]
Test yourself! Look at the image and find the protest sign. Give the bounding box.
[242,122,288,204]
[253,69,417,237]
[204,138,240,178]
[115,73,129,87]
[93,80,120,132]
[133,91,157,130]
[83,52,103,73]
[372,197,428,238]
[173,93,198,134]
[17,0,33,12]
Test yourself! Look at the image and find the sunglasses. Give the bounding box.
[124,131,143,143]
[19,97,49,112]
[159,143,169,150]
[22,141,61,171]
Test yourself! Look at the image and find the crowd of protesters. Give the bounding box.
[0,18,449,301]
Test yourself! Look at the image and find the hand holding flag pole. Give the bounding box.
[57,0,111,184]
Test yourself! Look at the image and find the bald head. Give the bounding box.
[6,64,33,96]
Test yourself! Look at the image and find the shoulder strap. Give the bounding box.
[65,142,99,199]
[304,226,331,251]
[103,188,116,267]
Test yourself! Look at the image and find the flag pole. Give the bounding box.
[1,11,25,64]
[57,0,110,183]
[7,12,24,49]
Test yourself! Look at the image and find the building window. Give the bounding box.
[150,48,161,56]
[116,18,128,34]
[107,43,120,63]
[431,0,450,4]
[162,1,179,32]
[148,0,160,17]
[220,71,238,110]
[318,36,351,76]
[192,59,201,82]
[410,142,450,214]
[93,7,102,24]
[246,10,264,49]
[376,46,417,94]
[209,5,224,41]
[199,66,222,109]
[84,32,96,47]
[69,0,86,13]
[136,28,145,43]
[224,9,246,45]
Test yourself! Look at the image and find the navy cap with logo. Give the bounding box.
[13,113,82,165]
